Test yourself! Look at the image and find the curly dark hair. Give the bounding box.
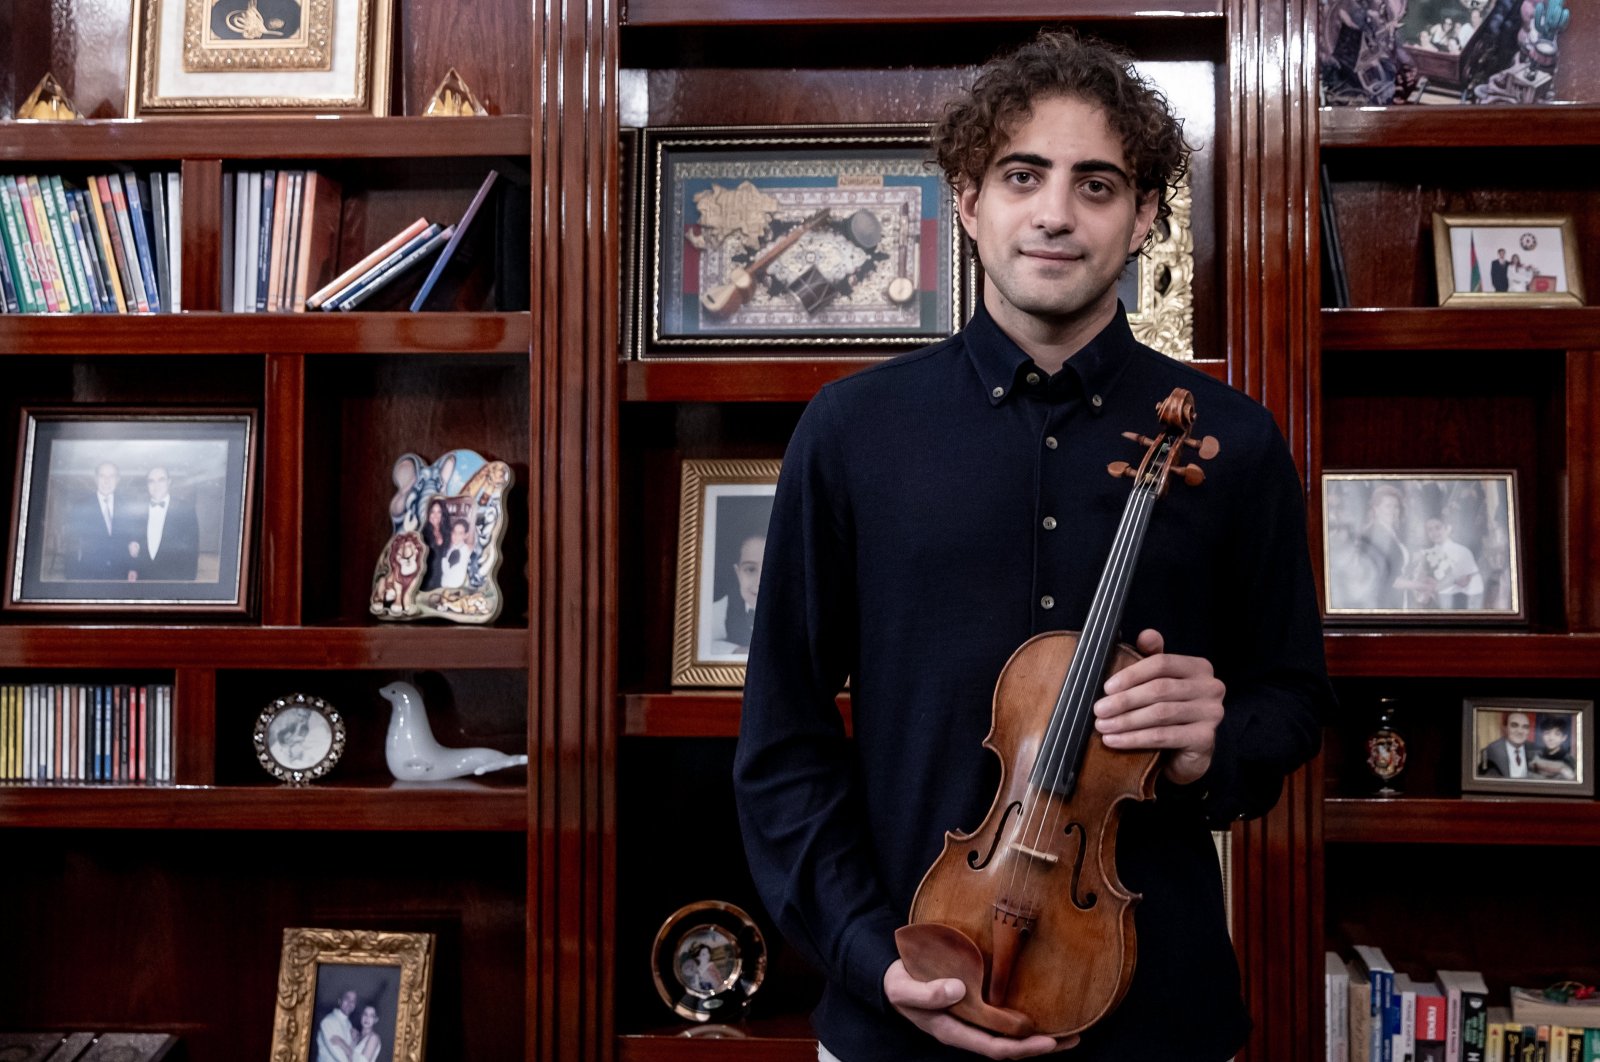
[932,30,1190,231]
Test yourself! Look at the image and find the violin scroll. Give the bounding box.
[1106,388,1220,493]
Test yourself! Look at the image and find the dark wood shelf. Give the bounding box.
[0,625,529,670]
[624,0,1223,24]
[617,1016,818,1062]
[1324,796,1600,846]
[1321,307,1600,351]
[0,781,527,831]
[1320,103,1600,149]
[1325,632,1600,678]
[623,691,851,737]
[0,312,531,355]
[0,115,532,161]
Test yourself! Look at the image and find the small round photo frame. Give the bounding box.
[651,900,766,1023]
[254,693,346,785]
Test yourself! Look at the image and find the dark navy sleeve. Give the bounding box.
[732,387,904,1012]
[1198,422,1332,825]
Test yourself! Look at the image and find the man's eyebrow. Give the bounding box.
[992,153,1133,184]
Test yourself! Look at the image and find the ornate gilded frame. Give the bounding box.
[269,928,434,1062]
[1126,178,1195,360]
[1432,213,1584,307]
[127,0,394,115]
[671,459,781,688]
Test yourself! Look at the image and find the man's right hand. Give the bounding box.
[884,960,1077,1059]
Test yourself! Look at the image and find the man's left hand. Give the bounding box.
[1093,628,1224,785]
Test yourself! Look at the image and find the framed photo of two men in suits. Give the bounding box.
[5,409,257,613]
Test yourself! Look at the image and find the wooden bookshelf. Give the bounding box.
[0,312,530,354]
[622,0,1226,24]
[0,626,528,669]
[1319,103,1600,149]
[1321,308,1600,351]
[617,1016,819,1062]
[1323,797,1600,847]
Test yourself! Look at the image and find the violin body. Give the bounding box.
[896,629,1160,1038]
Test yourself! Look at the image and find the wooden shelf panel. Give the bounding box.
[1320,104,1600,149]
[618,1016,818,1062]
[1321,307,1600,351]
[1325,796,1600,846]
[0,116,532,161]
[1325,632,1600,678]
[0,312,531,355]
[0,782,527,831]
[623,358,1225,402]
[623,692,851,737]
[624,0,1223,24]
[0,626,529,670]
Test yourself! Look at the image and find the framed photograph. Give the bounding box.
[254,693,346,785]
[1433,213,1583,306]
[269,927,434,1062]
[1461,698,1594,798]
[671,459,780,687]
[651,900,767,1023]
[639,125,966,359]
[6,409,257,614]
[127,0,394,115]
[1120,175,1195,360]
[1321,471,1522,622]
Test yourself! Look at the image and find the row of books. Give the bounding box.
[1328,949,1600,1062]
[0,683,174,784]
[0,172,181,314]
[222,167,497,312]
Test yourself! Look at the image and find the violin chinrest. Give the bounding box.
[894,922,1037,1037]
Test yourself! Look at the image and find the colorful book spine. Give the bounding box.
[34,175,85,312]
[0,231,17,312]
[324,222,443,311]
[165,169,182,311]
[46,175,93,312]
[64,186,110,312]
[16,176,64,311]
[105,176,151,312]
[78,189,122,313]
[121,174,163,312]
[94,176,138,312]
[149,171,171,313]
[336,223,453,310]
[0,180,45,312]
[255,168,276,311]
[411,168,499,311]
[307,216,428,309]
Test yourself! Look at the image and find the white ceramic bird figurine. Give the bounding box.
[380,681,529,781]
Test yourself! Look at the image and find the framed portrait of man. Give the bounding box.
[671,459,780,687]
[5,409,257,614]
[1461,698,1594,798]
[269,928,433,1062]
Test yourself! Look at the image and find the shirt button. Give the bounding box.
[1090,394,1103,409]
[1040,595,1055,610]
[1026,372,1041,386]
[1042,517,1057,530]
[1044,436,1058,450]
[992,386,1005,399]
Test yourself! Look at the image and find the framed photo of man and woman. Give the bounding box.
[1321,471,1522,622]
[1461,698,1593,798]
[1433,213,1584,307]
[269,928,433,1062]
[5,409,257,613]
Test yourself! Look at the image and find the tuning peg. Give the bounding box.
[1107,460,1136,479]
[1121,431,1156,448]
[1170,464,1206,487]
[1185,435,1220,460]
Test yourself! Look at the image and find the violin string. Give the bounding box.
[1003,473,1158,912]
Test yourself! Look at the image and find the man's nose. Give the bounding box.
[1032,180,1075,235]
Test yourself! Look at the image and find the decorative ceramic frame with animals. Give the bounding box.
[369,449,513,624]
[268,927,433,1062]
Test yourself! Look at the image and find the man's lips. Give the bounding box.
[1019,248,1083,261]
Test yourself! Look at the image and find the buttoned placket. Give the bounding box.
[1025,370,1086,633]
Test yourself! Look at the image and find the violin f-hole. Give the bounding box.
[969,800,1023,869]
[1062,821,1097,911]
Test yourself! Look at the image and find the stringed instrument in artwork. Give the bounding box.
[894,387,1220,1039]
[698,209,830,317]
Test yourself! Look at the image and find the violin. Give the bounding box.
[893,387,1220,1039]
[699,209,830,317]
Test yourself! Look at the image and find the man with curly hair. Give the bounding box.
[735,30,1330,1062]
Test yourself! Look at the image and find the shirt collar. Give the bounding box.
[964,298,1139,409]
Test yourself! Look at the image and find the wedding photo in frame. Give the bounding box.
[127,0,394,115]
[269,927,434,1062]
[639,125,965,359]
[671,459,780,688]
[1461,698,1593,799]
[5,409,257,614]
[1320,471,1522,623]
[1432,213,1583,307]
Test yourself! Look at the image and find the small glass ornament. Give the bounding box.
[19,73,84,121]
[1365,696,1407,796]
[423,68,488,116]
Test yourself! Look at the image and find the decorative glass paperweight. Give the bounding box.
[1364,697,1407,796]
[19,73,84,121]
[423,68,488,116]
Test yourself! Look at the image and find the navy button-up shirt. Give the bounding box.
[734,302,1331,1061]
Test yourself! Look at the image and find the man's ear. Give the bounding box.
[1128,189,1159,254]
[956,181,980,243]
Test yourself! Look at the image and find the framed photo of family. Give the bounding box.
[5,409,257,613]
[638,125,966,359]
[1461,698,1593,798]
[127,0,394,115]
[269,927,434,1062]
[1433,214,1584,307]
[1320,471,1522,623]
[672,459,780,688]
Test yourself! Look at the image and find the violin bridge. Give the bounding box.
[1007,842,1059,866]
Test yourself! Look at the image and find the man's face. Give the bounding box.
[735,535,764,610]
[1425,518,1448,544]
[96,463,119,495]
[340,991,358,1015]
[147,468,171,502]
[959,94,1156,339]
[1504,712,1531,747]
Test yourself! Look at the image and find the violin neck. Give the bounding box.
[1028,470,1164,797]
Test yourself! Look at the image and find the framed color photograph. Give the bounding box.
[639,125,965,359]
[671,459,780,687]
[269,927,433,1062]
[127,0,394,114]
[1462,698,1593,798]
[6,409,257,613]
[1433,213,1583,306]
[1321,471,1521,622]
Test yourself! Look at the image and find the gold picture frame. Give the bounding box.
[1432,213,1584,307]
[671,459,781,688]
[1125,177,1195,360]
[127,0,394,115]
[269,928,434,1062]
